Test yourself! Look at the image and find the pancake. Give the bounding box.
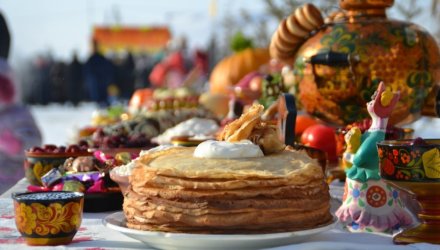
[123,146,332,234]
[132,147,323,180]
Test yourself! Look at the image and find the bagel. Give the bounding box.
[286,14,309,38]
[294,7,316,31]
[277,19,304,45]
[302,3,324,28]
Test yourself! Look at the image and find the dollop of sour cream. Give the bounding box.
[193,140,264,159]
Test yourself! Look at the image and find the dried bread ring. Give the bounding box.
[294,7,315,31]
[286,14,309,38]
[273,32,298,53]
[269,33,291,56]
[269,41,295,62]
[302,3,324,28]
[277,19,303,45]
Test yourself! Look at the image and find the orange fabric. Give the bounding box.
[92,26,171,53]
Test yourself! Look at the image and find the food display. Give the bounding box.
[90,116,160,148]
[24,143,92,186]
[80,87,218,149]
[122,104,333,234]
[152,117,219,145]
[8,0,440,248]
[24,140,141,212]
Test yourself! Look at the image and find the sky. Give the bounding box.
[0,0,267,62]
[0,0,436,64]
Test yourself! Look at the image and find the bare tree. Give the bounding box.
[394,0,422,21]
[431,0,439,16]
[392,0,440,42]
[429,0,440,41]
[219,0,339,52]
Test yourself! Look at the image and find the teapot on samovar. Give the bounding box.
[270,0,440,126]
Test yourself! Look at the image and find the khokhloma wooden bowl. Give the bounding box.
[377,139,440,244]
[12,191,84,246]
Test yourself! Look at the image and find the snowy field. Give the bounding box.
[30,103,98,145]
[30,103,440,146]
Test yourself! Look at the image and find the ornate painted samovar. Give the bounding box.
[272,0,440,126]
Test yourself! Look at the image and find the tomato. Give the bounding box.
[300,124,338,163]
[295,115,319,136]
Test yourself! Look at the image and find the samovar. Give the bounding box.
[282,0,440,126]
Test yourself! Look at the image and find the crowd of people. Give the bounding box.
[21,39,209,107]
[24,45,155,107]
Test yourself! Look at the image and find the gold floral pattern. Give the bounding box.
[292,11,440,126]
[15,203,36,235]
[32,161,54,185]
[378,142,440,181]
[14,201,82,236]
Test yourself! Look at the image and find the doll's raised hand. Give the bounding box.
[371,81,400,118]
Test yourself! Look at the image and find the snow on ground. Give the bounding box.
[30,103,440,147]
[30,103,98,145]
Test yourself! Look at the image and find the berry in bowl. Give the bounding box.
[377,138,440,244]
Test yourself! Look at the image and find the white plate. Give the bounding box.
[103,211,336,250]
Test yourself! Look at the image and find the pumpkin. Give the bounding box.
[209,48,270,95]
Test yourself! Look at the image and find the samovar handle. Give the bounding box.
[305,51,360,89]
[306,51,359,66]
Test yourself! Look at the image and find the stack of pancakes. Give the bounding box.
[123,147,332,234]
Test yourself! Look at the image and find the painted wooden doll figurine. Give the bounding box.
[336,82,413,233]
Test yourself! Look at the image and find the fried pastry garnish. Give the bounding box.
[248,122,286,155]
[218,104,264,142]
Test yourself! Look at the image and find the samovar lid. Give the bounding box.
[340,0,394,10]
[340,0,394,18]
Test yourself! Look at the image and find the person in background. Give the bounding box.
[0,11,10,59]
[0,11,42,194]
[0,60,42,193]
[84,40,114,107]
[121,52,135,100]
[67,52,84,105]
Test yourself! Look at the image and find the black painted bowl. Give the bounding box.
[377,139,440,182]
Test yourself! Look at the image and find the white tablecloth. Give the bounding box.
[1,179,439,250]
